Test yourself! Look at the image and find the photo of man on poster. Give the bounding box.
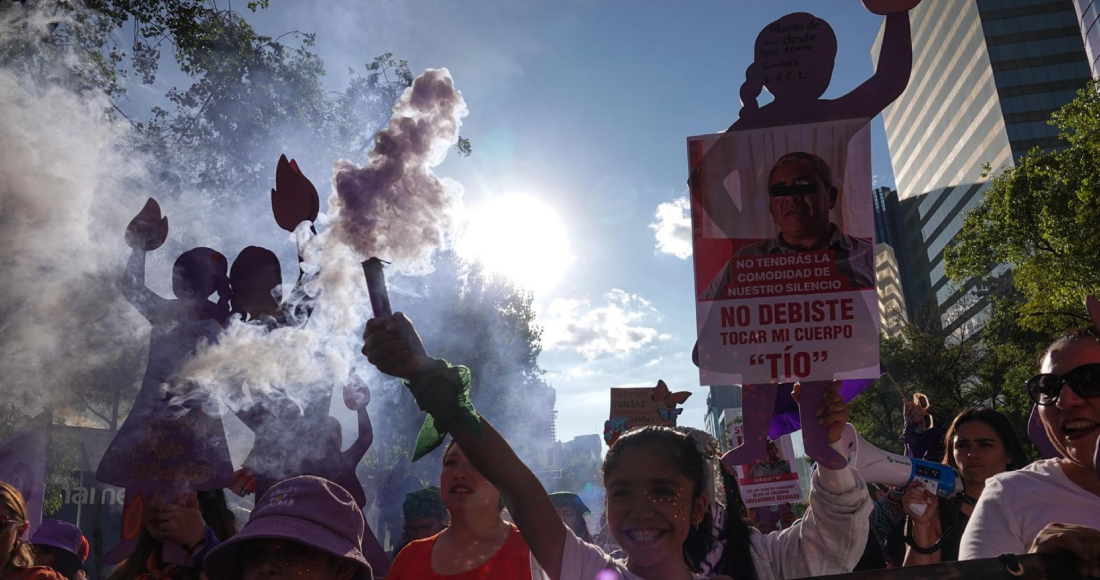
[746,439,792,479]
[701,151,874,300]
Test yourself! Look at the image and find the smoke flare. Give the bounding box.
[331,68,468,275]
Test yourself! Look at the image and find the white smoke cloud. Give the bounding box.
[649,196,692,259]
[331,68,468,275]
[539,289,663,360]
[176,69,470,415]
[0,69,157,412]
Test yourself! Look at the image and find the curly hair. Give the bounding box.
[0,482,35,571]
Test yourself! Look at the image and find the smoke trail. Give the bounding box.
[0,68,150,414]
[176,69,469,416]
[331,68,468,275]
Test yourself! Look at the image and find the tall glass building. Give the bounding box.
[1073,0,1100,75]
[876,0,1091,333]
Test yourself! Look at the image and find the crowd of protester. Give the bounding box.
[2,315,1098,580]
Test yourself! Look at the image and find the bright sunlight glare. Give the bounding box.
[456,194,573,294]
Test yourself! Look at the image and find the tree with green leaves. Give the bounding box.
[1,0,468,199]
[946,81,1100,331]
[0,404,79,517]
[1,0,472,435]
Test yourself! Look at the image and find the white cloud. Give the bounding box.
[644,356,663,367]
[649,196,692,259]
[540,289,661,360]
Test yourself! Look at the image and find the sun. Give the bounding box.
[456,194,573,293]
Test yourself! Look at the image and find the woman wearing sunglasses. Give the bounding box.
[959,326,1100,577]
[1,482,66,580]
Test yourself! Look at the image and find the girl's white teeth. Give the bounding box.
[627,529,663,542]
[1064,420,1099,430]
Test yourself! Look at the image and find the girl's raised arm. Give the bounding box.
[363,313,568,580]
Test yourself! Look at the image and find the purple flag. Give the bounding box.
[0,413,49,535]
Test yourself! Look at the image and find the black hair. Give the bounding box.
[942,407,1028,473]
[197,489,239,542]
[602,427,758,578]
[1042,325,1100,362]
[720,463,760,580]
[31,546,83,579]
[768,151,836,193]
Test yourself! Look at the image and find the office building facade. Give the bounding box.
[878,0,1091,333]
[1073,0,1100,75]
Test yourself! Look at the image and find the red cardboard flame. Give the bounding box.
[271,154,319,232]
[125,198,168,251]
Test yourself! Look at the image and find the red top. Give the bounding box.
[387,525,532,580]
[3,567,67,580]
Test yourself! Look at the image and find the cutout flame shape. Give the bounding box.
[343,374,371,411]
[125,198,168,251]
[271,154,319,232]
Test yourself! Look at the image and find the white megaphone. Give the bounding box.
[838,423,960,516]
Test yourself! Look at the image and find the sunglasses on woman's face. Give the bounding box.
[1026,362,1100,405]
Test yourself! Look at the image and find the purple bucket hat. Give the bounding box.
[31,519,88,561]
[204,476,372,580]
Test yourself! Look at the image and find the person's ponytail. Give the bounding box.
[739,62,764,118]
[720,464,759,580]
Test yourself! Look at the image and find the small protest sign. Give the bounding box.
[728,424,803,510]
[604,381,691,446]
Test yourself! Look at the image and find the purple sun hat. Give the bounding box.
[31,520,89,561]
[203,476,371,580]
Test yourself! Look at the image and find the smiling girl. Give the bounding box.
[364,314,872,580]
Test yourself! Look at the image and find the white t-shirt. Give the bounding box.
[556,458,871,580]
[959,459,1100,560]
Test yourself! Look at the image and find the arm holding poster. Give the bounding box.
[742,382,874,577]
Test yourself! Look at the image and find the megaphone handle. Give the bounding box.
[799,381,848,470]
[720,383,777,469]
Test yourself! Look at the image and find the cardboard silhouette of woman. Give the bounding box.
[692,1,921,470]
[96,198,235,563]
[227,156,375,507]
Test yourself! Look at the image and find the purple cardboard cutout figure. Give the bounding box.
[227,158,374,509]
[97,199,236,563]
[693,2,921,470]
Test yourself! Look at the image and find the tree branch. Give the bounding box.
[74,391,113,429]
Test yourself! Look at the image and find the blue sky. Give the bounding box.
[239,0,900,443]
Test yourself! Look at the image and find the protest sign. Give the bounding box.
[728,423,803,510]
[689,119,879,386]
[604,381,690,446]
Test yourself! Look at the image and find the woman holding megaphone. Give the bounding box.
[900,407,1026,566]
